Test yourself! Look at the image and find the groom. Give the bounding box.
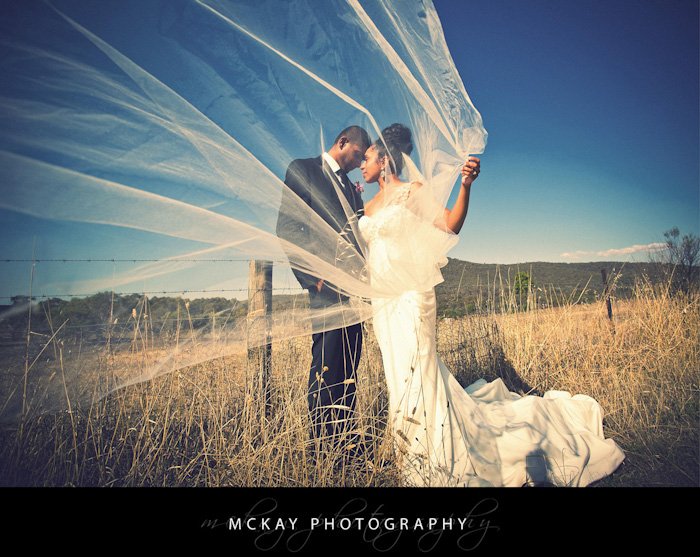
[276,125,371,459]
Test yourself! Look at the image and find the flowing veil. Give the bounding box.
[0,0,486,422]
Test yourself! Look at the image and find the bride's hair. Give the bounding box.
[375,123,413,176]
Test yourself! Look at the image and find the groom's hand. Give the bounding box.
[316,279,324,292]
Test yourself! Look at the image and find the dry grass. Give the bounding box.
[1,278,697,487]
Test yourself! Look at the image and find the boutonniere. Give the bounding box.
[354,181,364,193]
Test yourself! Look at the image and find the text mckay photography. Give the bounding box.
[200,494,499,552]
[1,487,694,551]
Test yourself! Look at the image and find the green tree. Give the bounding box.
[514,271,532,296]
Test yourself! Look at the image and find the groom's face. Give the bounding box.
[338,138,366,172]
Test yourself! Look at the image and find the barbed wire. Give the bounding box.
[1,258,282,263]
[1,257,302,299]
[0,286,307,300]
[16,315,243,332]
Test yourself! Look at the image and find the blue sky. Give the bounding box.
[1,0,698,301]
[434,0,699,264]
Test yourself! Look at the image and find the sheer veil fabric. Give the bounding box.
[1,2,626,488]
[0,0,485,420]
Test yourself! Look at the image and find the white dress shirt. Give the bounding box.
[322,151,345,189]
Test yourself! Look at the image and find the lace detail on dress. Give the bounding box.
[392,183,412,206]
[358,182,458,295]
[358,184,412,247]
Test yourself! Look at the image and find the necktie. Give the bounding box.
[336,169,355,208]
[336,169,348,188]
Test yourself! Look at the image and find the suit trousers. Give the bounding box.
[307,286,363,450]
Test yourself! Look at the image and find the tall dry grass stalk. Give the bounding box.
[1,276,697,486]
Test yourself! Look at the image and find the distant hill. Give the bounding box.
[0,259,667,343]
[434,258,664,317]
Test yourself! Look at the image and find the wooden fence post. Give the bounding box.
[247,260,273,418]
[601,268,615,334]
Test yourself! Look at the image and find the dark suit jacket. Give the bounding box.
[276,155,364,292]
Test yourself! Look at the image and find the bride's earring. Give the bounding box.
[380,167,385,181]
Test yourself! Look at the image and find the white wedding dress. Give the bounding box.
[358,185,625,487]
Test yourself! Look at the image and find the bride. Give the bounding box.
[358,124,625,487]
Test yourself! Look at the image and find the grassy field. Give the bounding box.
[0,278,697,487]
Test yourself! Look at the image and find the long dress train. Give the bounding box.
[358,185,625,487]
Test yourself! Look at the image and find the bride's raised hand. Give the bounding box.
[461,156,481,187]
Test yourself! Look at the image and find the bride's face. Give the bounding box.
[360,145,382,183]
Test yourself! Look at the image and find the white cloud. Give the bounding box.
[561,242,666,260]
[560,250,594,259]
[596,243,666,257]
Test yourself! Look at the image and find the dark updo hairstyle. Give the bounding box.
[375,123,413,176]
